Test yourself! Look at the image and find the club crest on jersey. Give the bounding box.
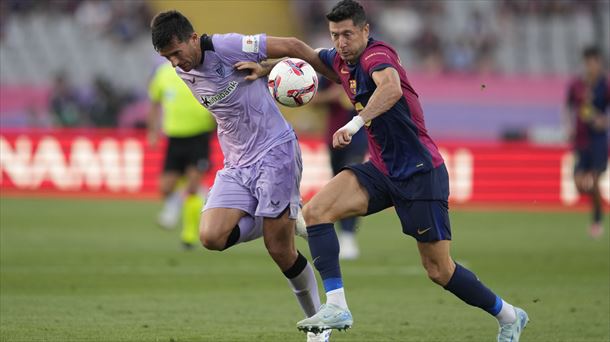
[349,79,357,94]
[215,64,225,78]
[200,81,238,108]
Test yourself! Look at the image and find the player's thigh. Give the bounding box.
[591,143,609,175]
[200,207,246,243]
[304,169,370,224]
[202,168,257,236]
[395,200,452,242]
[253,140,302,220]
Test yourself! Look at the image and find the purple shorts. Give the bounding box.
[203,139,302,219]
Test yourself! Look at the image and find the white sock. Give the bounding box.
[286,262,321,317]
[495,300,516,325]
[164,190,183,212]
[326,288,348,310]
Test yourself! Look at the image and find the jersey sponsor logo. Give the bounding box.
[200,81,238,108]
[242,35,260,53]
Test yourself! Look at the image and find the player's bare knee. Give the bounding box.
[422,260,452,286]
[199,229,225,251]
[303,202,329,225]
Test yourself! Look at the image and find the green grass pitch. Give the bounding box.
[1,197,608,341]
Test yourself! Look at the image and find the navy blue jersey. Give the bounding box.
[319,38,443,181]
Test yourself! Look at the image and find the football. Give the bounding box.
[268,58,318,107]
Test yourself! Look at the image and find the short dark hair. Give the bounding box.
[326,0,367,27]
[583,45,601,59]
[151,10,194,51]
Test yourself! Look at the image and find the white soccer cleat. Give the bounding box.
[497,307,529,342]
[295,206,308,240]
[338,233,359,260]
[297,303,353,333]
[306,329,332,342]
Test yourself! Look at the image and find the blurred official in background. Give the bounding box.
[147,61,216,248]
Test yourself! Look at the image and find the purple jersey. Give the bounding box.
[176,33,295,167]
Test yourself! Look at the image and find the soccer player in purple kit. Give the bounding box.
[565,46,609,239]
[241,1,529,340]
[150,10,337,342]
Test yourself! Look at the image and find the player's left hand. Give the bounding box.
[332,128,352,149]
[234,61,266,81]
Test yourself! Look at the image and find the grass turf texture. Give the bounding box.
[1,197,608,342]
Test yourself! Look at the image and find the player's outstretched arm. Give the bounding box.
[266,36,339,83]
[358,67,402,122]
[332,67,402,149]
[234,59,284,81]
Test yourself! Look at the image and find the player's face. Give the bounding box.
[584,56,602,78]
[329,19,369,63]
[158,33,201,72]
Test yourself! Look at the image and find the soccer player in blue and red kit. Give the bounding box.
[565,46,609,238]
[240,1,529,340]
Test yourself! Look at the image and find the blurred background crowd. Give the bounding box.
[296,0,609,75]
[0,0,608,141]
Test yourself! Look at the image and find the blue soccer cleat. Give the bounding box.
[497,307,529,342]
[297,303,353,333]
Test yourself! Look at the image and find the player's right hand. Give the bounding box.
[332,128,352,149]
[234,61,266,81]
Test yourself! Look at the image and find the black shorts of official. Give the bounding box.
[574,141,608,174]
[163,132,211,174]
[343,162,451,243]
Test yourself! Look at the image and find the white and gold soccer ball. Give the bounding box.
[268,58,318,107]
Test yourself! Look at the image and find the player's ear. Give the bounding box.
[362,23,369,37]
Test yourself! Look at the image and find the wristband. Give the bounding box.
[342,116,365,135]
